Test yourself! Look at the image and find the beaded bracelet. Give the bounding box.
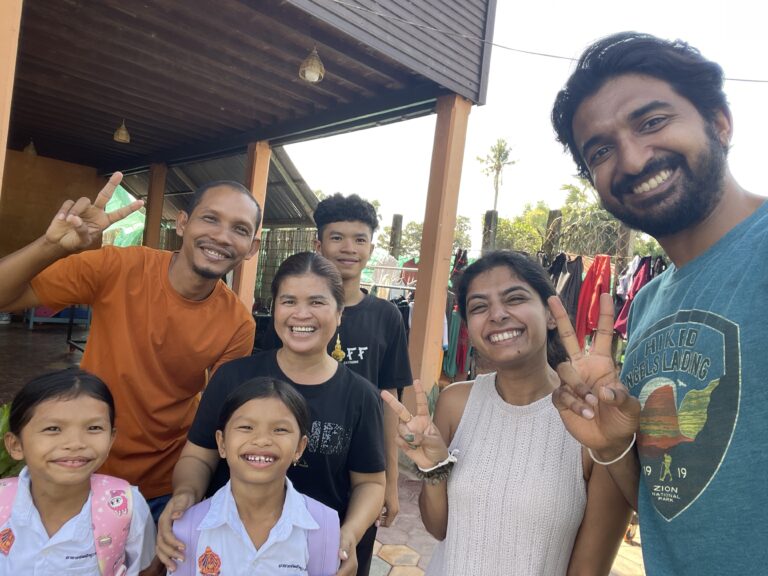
[587,433,637,466]
[416,451,458,484]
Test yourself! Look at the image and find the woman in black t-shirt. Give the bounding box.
[156,252,386,576]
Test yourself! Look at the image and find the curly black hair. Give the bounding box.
[313,193,379,239]
[552,31,727,182]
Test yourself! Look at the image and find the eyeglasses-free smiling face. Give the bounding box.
[176,185,260,281]
[572,74,730,238]
[464,266,555,369]
[273,272,342,356]
[315,221,374,282]
[4,395,115,489]
[216,397,307,486]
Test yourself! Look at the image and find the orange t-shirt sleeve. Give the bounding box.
[211,314,255,374]
[30,248,111,310]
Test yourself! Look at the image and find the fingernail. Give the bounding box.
[404,433,415,443]
[586,393,599,406]
[341,550,349,560]
[582,408,595,419]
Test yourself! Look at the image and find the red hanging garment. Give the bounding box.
[575,254,612,349]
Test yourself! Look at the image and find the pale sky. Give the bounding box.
[286,0,768,255]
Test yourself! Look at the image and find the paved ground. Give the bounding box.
[0,320,84,404]
[372,468,645,576]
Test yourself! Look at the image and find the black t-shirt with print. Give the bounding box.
[187,349,385,517]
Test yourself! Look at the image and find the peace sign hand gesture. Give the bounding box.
[549,293,640,459]
[381,380,449,471]
[45,172,144,253]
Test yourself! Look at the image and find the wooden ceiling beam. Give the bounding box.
[96,0,353,108]
[239,0,412,89]
[21,4,301,119]
[12,83,220,143]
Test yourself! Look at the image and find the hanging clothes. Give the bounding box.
[616,255,642,299]
[549,253,584,327]
[443,308,462,378]
[614,257,653,337]
[575,254,612,349]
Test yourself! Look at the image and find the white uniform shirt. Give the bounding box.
[185,479,320,576]
[0,467,156,575]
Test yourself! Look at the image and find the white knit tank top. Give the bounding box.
[426,372,587,576]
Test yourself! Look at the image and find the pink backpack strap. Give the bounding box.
[89,474,133,576]
[0,477,20,527]
[304,495,340,576]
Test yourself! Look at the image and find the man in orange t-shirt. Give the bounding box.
[0,172,261,519]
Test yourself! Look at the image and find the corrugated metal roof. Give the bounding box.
[119,146,318,227]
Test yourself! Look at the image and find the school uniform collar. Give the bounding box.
[13,467,92,540]
[200,478,319,539]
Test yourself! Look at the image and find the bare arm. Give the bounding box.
[0,172,142,311]
[155,441,219,572]
[381,380,469,541]
[0,236,62,311]
[567,454,633,575]
[417,382,468,539]
[337,470,386,576]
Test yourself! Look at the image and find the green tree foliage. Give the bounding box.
[557,179,622,255]
[379,216,472,259]
[632,233,665,258]
[495,201,549,254]
[478,138,516,212]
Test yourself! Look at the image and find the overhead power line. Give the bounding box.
[327,0,768,83]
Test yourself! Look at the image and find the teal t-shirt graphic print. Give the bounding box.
[622,310,738,521]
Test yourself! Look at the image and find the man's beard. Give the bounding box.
[605,124,727,238]
[192,263,227,280]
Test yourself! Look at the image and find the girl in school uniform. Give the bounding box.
[0,368,155,575]
[169,377,340,576]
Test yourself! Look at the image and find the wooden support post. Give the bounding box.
[0,0,23,199]
[482,209,498,254]
[232,140,270,311]
[142,163,167,248]
[406,94,471,409]
[542,209,562,260]
[614,223,635,279]
[389,214,402,259]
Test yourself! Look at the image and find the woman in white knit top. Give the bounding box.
[383,251,630,575]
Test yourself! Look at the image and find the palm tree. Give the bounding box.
[478,138,515,212]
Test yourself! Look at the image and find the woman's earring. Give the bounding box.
[331,334,346,362]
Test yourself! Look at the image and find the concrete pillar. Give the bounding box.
[542,209,562,259]
[389,213,402,259]
[481,209,497,254]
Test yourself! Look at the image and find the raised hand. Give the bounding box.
[549,293,640,457]
[45,171,144,253]
[155,489,196,571]
[381,380,449,470]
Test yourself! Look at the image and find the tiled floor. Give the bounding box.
[0,319,645,575]
[0,319,84,404]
